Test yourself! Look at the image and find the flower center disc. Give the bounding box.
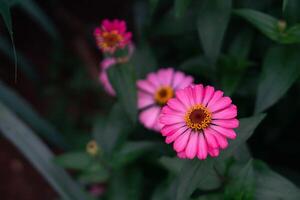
[154,86,174,105]
[185,105,212,130]
[102,31,123,48]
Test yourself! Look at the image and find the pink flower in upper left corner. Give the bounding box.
[137,68,194,131]
[99,58,117,96]
[94,19,132,54]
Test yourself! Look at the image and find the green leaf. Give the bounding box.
[224,159,255,200]
[149,0,160,15]
[0,102,92,200]
[108,64,137,123]
[255,46,300,113]
[0,81,68,148]
[197,0,232,64]
[17,0,58,39]
[281,24,300,43]
[283,0,300,24]
[174,0,191,18]
[159,156,185,174]
[78,164,109,184]
[254,160,300,199]
[234,9,280,41]
[176,159,221,200]
[219,114,266,159]
[93,103,133,155]
[54,152,92,170]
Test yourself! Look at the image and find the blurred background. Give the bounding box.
[1,0,300,199]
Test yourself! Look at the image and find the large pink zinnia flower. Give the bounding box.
[159,84,239,160]
[94,19,132,54]
[99,58,117,96]
[137,68,194,131]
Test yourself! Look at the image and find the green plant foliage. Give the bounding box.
[255,46,300,113]
[54,152,92,170]
[174,0,191,18]
[0,102,92,200]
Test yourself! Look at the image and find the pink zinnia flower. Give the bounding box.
[159,84,239,160]
[137,68,194,131]
[94,19,132,54]
[99,58,117,96]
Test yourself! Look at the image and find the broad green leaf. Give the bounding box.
[159,156,185,174]
[108,64,137,123]
[17,0,58,39]
[255,46,300,113]
[174,0,191,18]
[176,159,221,200]
[224,159,255,200]
[0,81,68,148]
[254,160,300,199]
[283,0,300,24]
[0,102,92,200]
[281,24,300,43]
[54,152,92,170]
[0,36,39,82]
[219,114,266,159]
[93,103,133,155]
[112,141,159,168]
[197,0,232,64]
[78,164,109,184]
[228,29,253,59]
[234,9,280,41]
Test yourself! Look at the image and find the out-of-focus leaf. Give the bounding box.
[280,24,300,43]
[228,29,253,59]
[219,114,266,159]
[224,159,255,200]
[197,0,232,64]
[255,46,300,113]
[176,159,221,200]
[254,160,300,199]
[0,36,39,81]
[108,64,137,123]
[113,141,159,167]
[159,156,185,174]
[54,152,92,170]
[93,103,133,155]
[174,0,191,18]
[0,102,92,200]
[152,177,178,200]
[0,81,68,148]
[79,164,109,184]
[149,0,160,14]
[17,0,58,39]
[283,0,300,24]
[233,144,252,164]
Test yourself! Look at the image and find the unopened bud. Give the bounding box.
[86,140,99,156]
[277,20,287,32]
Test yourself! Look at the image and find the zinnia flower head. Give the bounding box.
[94,19,132,54]
[159,84,239,160]
[137,68,194,131]
[99,58,117,96]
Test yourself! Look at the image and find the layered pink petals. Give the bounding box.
[137,68,194,132]
[159,84,239,160]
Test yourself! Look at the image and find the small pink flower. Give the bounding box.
[159,84,239,160]
[94,19,132,54]
[89,184,105,197]
[137,68,194,131]
[99,58,117,96]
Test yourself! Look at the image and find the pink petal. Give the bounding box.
[203,129,218,149]
[137,80,156,94]
[167,98,186,113]
[158,68,174,86]
[147,72,161,88]
[193,84,204,104]
[160,114,184,125]
[206,91,224,110]
[210,125,236,139]
[212,105,237,119]
[177,76,194,89]
[185,131,198,159]
[173,129,191,152]
[212,119,239,129]
[172,72,185,89]
[161,123,186,136]
[166,127,189,144]
[202,86,215,106]
[138,91,154,109]
[208,128,228,149]
[139,106,160,129]
[209,97,232,113]
[177,151,187,159]
[197,133,208,160]
[175,89,191,108]
[161,106,184,117]
[186,87,196,106]
[208,147,220,157]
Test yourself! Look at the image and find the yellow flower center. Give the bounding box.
[86,140,98,156]
[100,30,123,48]
[154,86,174,105]
[185,104,212,130]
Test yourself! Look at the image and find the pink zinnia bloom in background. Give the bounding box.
[137,68,194,131]
[159,84,239,160]
[94,19,132,54]
[99,58,117,96]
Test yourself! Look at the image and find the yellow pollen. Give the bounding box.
[154,86,174,105]
[100,31,123,49]
[185,104,212,131]
[86,140,98,156]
